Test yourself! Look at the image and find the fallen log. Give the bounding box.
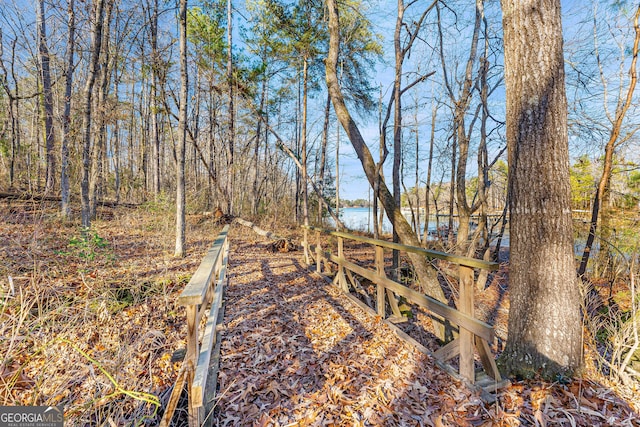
[0,191,138,208]
[234,217,298,252]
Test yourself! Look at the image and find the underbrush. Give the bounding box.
[0,201,219,425]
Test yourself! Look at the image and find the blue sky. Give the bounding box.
[333,0,616,201]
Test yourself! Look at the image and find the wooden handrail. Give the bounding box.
[302,224,504,388]
[163,224,230,427]
[319,249,494,342]
[302,225,499,271]
[178,225,230,306]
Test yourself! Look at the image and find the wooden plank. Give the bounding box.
[303,227,310,265]
[433,338,460,362]
[475,336,502,381]
[186,364,201,427]
[374,244,403,318]
[337,237,348,292]
[375,246,385,317]
[303,225,498,271]
[458,265,475,382]
[158,360,191,427]
[179,225,229,306]
[323,252,495,342]
[306,266,500,404]
[185,305,199,368]
[202,297,227,426]
[316,231,322,274]
[192,256,227,407]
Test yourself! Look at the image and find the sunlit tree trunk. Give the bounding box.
[149,0,161,198]
[36,0,55,193]
[422,101,437,243]
[501,0,582,378]
[60,0,75,218]
[301,57,309,228]
[225,0,235,215]
[326,0,446,310]
[80,0,106,228]
[175,0,188,257]
[90,0,113,218]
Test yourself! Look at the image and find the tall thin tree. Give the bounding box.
[60,0,76,218]
[80,0,106,228]
[175,0,188,257]
[36,0,55,193]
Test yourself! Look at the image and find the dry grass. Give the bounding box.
[0,199,219,425]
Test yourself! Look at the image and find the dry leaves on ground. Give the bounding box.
[213,232,640,427]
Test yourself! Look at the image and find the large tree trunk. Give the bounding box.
[500,0,582,379]
[326,0,446,310]
[60,0,75,218]
[80,0,106,228]
[174,0,188,257]
[36,0,55,193]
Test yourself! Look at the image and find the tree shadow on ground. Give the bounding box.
[210,239,640,426]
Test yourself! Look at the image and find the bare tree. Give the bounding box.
[175,0,188,257]
[578,5,640,278]
[326,0,447,311]
[60,0,76,218]
[80,0,106,228]
[36,0,55,193]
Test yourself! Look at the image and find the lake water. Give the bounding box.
[330,207,454,235]
[327,207,511,247]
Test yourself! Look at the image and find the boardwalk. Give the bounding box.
[211,236,476,426]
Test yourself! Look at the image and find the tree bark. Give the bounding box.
[36,0,55,193]
[318,93,331,224]
[422,101,437,243]
[301,57,309,228]
[60,0,75,218]
[326,0,446,311]
[500,0,582,378]
[90,0,113,219]
[149,0,161,198]
[174,0,188,257]
[225,0,235,215]
[80,0,106,228]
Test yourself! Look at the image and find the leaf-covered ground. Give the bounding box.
[1,202,638,426]
[0,201,211,424]
[213,234,640,426]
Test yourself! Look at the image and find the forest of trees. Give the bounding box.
[1,0,640,383]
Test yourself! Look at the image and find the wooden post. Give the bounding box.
[303,227,310,265]
[375,245,385,317]
[316,230,322,274]
[375,245,403,319]
[185,304,202,425]
[337,236,347,291]
[458,265,475,383]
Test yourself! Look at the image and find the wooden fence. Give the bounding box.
[160,225,229,427]
[302,225,506,394]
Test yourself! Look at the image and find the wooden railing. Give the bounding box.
[160,225,230,427]
[302,225,504,391]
